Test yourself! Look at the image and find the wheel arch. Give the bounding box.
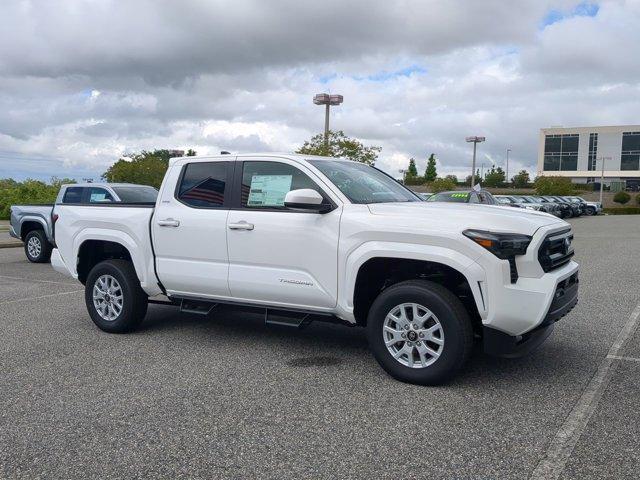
[20,218,48,240]
[344,244,486,329]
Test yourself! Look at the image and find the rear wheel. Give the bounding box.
[24,230,52,263]
[366,280,473,385]
[85,259,148,333]
[585,207,596,216]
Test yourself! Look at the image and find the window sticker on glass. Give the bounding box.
[247,175,293,207]
[90,192,108,202]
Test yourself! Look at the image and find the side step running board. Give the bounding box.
[264,309,314,329]
[180,299,217,315]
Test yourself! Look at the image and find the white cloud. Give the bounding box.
[0,0,639,182]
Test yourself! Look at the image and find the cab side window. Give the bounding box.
[62,187,84,203]
[88,188,114,203]
[177,161,229,208]
[241,161,323,209]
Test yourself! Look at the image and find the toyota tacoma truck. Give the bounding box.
[50,154,579,385]
[10,183,158,262]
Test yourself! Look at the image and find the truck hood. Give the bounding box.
[367,202,565,236]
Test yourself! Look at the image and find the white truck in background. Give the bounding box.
[50,153,579,385]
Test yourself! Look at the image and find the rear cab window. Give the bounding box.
[176,161,231,208]
[111,186,158,203]
[62,187,84,203]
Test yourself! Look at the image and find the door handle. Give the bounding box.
[157,218,180,227]
[228,221,254,231]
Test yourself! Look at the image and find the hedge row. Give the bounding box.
[602,207,640,215]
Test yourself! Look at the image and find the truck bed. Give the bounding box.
[52,203,159,293]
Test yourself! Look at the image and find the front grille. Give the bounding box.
[538,229,574,272]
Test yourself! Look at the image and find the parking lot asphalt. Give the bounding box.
[1,215,638,479]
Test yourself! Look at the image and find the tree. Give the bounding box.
[484,166,506,188]
[444,174,458,185]
[465,169,481,186]
[424,154,437,182]
[296,130,381,165]
[0,177,75,220]
[407,158,418,177]
[613,191,631,205]
[102,150,175,188]
[186,149,197,156]
[429,177,457,193]
[511,170,530,188]
[534,176,574,195]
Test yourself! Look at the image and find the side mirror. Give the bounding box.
[284,189,331,213]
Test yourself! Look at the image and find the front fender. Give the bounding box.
[337,241,487,323]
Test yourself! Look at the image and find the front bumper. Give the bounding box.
[9,225,19,239]
[483,271,578,357]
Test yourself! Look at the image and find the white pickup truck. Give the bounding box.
[51,153,579,384]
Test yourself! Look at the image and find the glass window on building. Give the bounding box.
[621,132,640,171]
[588,133,598,171]
[544,134,579,171]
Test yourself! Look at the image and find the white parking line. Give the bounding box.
[0,274,77,286]
[0,289,83,306]
[607,354,640,363]
[530,303,640,480]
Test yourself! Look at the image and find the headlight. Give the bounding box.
[462,229,532,259]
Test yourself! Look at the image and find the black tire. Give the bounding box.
[24,229,52,263]
[585,207,596,216]
[366,280,473,385]
[85,259,148,333]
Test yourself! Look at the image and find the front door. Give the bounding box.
[152,159,234,298]
[227,158,342,310]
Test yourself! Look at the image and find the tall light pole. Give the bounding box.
[466,136,486,188]
[506,148,511,186]
[598,156,611,205]
[313,93,343,151]
[398,169,407,185]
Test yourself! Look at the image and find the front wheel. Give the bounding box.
[366,280,473,385]
[585,207,596,216]
[85,259,148,333]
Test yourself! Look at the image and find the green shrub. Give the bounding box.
[636,194,640,206]
[427,177,457,193]
[603,207,640,215]
[613,191,631,205]
[534,176,574,195]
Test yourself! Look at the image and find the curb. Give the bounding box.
[0,243,23,249]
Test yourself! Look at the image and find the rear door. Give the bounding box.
[152,159,234,298]
[226,158,341,309]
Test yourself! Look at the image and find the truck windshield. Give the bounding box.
[111,186,158,203]
[309,160,419,204]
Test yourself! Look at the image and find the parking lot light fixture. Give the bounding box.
[314,93,343,150]
[466,136,486,187]
[506,148,511,186]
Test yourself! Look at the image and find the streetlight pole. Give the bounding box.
[314,93,344,152]
[466,136,486,188]
[506,148,511,186]
[598,156,611,205]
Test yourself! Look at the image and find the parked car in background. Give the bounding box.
[545,196,581,217]
[494,195,524,208]
[416,192,433,201]
[537,196,573,218]
[564,196,601,216]
[426,189,497,205]
[9,183,158,263]
[513,196,562,217]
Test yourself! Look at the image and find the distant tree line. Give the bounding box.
[0,177,76,219]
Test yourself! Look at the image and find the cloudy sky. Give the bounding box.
[1,0,639,181]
